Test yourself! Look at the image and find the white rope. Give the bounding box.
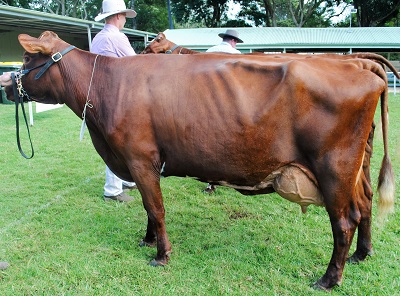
[80,54,99,141]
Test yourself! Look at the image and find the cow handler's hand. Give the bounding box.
[0,72,12,87]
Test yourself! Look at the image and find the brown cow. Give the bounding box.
[142,33,399,73]
[141,32,300,55]
[141,32,198,54]
[141,33,398,200]
[3,31,396,291]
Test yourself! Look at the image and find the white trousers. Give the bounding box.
[104,165,136,196]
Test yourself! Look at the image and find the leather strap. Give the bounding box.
[34,45,76,80]
[166,45,179,54]
[11,72,34,159]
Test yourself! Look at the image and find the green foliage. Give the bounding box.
[301,6,333,27]
[0,92,399,294]
[172,0,230,28]
[353,0,400,26]
[0,0,30,8]
[25,0,102,19]
[2,0,168,32]
[134,0,170,32]
[237,0,271,27]
[236,0,335,27]
[224,19,252,27]
[3,0,400,29]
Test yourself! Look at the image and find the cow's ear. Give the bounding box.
[18,32,53,55]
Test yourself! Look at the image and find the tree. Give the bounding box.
[2,0,102,19]
[236,0,281,27]
[25,0,101,19]
[236,0,341,27]
[4,0,400,30]
[289,0,326,27]
[132,0,169,32]
[353,0,400,27]
[172,0,231,27]
[0,0,31,8]
[2,0,169,32]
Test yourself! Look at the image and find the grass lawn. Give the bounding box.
[0,94,399,295]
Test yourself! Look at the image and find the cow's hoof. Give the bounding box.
[347,250,373,264]
[312,278,340,292]
[149,259,166,267]
[312,282,331,292]
[0,262,9,270]
[139,240,156,248]
[347,255,361,264]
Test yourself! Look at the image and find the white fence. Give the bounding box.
[387,72,399,96]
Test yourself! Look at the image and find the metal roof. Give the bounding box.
[0,5,156,44]
[164,27,400,53]
[1,4,399,54]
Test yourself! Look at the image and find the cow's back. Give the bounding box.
[117,55,384,185]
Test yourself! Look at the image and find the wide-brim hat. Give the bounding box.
[218,29,243,43]
[95,0,137,22]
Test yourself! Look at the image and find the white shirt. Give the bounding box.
[91,24,136,57]
[206,42,241,54]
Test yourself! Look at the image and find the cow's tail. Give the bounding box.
[377,83,395,222]
[349,52,400,79]
[362,55,396,222]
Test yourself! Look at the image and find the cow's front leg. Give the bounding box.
[135,173,172,266]
[314,202,360,291]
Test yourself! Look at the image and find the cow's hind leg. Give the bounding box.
[348,124,374,263]
[314,193,361,291]
[347,173,373,263]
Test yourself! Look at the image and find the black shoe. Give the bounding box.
[104,192,134,202]
[203,184,216,194]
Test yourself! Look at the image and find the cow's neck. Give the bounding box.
[55,50,101,123]
[80,54,100,131]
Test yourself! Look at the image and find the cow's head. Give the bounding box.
[141,32,168,54]
[3,31,70,104]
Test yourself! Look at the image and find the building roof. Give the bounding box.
[164,27,400,53]
[0,5,156,44]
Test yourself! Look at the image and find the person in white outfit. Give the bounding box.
[204,29,243,193]
[206,29,243,54]
[91,0,138,202]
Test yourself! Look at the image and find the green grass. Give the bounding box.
[0,95,399,296]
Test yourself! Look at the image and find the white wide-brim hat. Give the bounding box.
[95,0,137,22]
[218,29,243,43]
